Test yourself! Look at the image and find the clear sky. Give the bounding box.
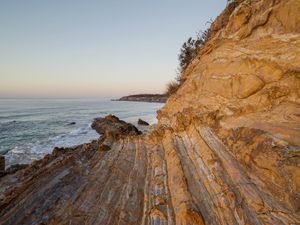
[0,0,227,98]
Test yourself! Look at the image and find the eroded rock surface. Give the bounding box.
[0,0,299,224]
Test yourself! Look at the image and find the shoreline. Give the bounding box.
[0,99,161,169]
[0,114,154,172]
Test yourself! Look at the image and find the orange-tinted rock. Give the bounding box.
[0,0,300,224]
[232,74,264,98]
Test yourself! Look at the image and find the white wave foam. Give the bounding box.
[4,124,99,167]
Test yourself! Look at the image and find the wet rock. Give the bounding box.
[0,155,5,171]
[98,144,111,151]
[91,114,142,136]
[5,164,28,175]
[68,122,76,125]
[138,118,149,126]
[0,162,29,178]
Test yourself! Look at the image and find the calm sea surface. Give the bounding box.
[0,99,163,167]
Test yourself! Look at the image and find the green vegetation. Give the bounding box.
[178,29,210,74]
[165,26,212,97]
[165,80,180,97]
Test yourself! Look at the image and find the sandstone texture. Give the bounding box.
[0,0,300,224]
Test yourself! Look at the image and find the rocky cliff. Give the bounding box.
[0,0,299,224]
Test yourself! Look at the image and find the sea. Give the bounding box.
[0,99,163,168]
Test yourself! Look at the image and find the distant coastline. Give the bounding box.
[114,94,167,103]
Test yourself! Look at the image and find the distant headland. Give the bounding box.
[114,94,167,103]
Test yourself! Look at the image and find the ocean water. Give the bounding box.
[0,99,163,167]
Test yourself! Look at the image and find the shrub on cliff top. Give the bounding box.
[165,80,180,97]
[178,27,211,76]
[165,26,212,97]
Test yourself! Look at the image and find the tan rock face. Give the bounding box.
[159,0,300,125]
[0,0,300,224]
[232,74,264,98]
[156,0,300,223]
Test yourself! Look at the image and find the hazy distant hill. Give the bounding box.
[115,94,167,103]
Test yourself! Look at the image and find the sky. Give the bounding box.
[0,0,227,98]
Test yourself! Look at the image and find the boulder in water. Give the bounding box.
[91,114,142,136]
[138,118,149,126]
[0,155,5,172]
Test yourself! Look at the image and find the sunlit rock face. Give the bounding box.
[0,0,299,224]
[156,0,300,223]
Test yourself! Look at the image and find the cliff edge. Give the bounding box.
[0,0,299,224]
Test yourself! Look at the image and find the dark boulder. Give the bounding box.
[5,164,28,174]
[0,162,29,178]
[91,114,142,136]
[138,119,149,126]
[0,155,5,171]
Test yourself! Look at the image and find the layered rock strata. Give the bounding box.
[0,0,299,224]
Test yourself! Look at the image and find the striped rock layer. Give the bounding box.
[1,0,300,224]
